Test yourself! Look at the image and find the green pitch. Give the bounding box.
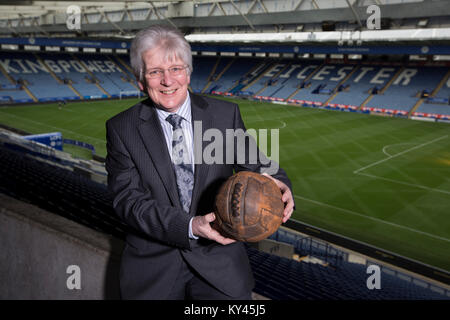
[1,97,449,271]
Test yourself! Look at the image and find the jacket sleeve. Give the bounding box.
[105,119,191,249]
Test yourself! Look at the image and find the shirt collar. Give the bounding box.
[156,92,191,124]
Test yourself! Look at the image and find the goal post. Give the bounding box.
[119,90,142,100]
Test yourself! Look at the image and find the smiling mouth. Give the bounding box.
[161,89,177,95]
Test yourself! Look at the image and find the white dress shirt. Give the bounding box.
[155,93,198,239]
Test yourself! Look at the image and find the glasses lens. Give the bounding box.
[147,70,161,78]
[146,66,186,78]
[171,66,185,75]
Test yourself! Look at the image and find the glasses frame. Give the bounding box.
[144,65,189,79]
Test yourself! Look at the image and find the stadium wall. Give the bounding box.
[0,193,123,299]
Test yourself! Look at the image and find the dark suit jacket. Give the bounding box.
[105,93,292,299]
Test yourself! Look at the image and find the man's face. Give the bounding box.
[138,46,190,113]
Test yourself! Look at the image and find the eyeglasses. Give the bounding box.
[144,65,188,79]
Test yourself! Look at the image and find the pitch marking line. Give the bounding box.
[353,135,450,195]
[382,143,415,157]
[293,194,450,243]
[358,172,450,196]
[354,135,448,174]
[278,120,287,129]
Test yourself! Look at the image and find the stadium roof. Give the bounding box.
[0,0,449,46]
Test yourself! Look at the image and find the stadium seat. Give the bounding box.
[0,143,448,300]
[2,50,450,119]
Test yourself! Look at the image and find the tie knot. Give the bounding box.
[166,114,183,130]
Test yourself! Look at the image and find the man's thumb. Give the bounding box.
[205,212,216,223]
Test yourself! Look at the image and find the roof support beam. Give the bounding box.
[247,0,259,14]
[144,8,154,20]
[229,0,255,30]
[311,0,320,10]
[148,0,178,29]
[32,16,51,36]
[97,9,126,35]
[256,0,269,14]
[294,0,306,11]
[5,19,18,36]
[346,0,364,29]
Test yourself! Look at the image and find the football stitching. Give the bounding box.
[231,182,243,218]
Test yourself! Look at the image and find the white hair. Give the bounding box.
[130,24,193,82]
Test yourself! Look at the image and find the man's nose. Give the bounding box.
[160,69,174,85]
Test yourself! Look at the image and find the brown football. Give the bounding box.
[214,171,284,242]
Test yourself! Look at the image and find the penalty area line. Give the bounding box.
[357,172,450,196]
[353,135,448,174]
[293,194,450,243]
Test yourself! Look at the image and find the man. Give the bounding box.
[106,25,294,300]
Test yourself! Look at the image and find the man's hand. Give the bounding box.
[191,213,236,245]
[262,173,295,223]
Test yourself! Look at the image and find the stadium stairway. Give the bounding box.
[408,98,425,117]
[201,56,221,93]
[358,67,405,110]
[112,54,136,78]
[105,55,140,91]
[202,57,236,94]
[240,60,277,93]
[380,67,405,96]
[213,58,236,85]
[228,59,270,94]
[367,66,447,115]
[324,65,361,106]
[413,69,450,117]
[215,58,260,94]
[431,69,450,98]
[191,56,218,93]
[0,70,39,103]
[71,54,111,98]
[0,63,37,103]
[253,62,293,97]
[34,53,84,100]
[286,61,325,101]
[19,83,39,102]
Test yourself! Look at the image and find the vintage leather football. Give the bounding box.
[214,171,284,242]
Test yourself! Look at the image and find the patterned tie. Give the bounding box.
[166,114,194,214]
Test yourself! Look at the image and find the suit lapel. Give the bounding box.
[190,93,213,216]
[137,100,180,207]
[137,94,214,216]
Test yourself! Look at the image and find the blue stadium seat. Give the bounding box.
[2,51,449,120]
[0,143,448,300]
[367,66,448,112]
[246,246,449,300]
[0,52,77,101]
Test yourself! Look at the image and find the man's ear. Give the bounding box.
[137,80,145,92]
